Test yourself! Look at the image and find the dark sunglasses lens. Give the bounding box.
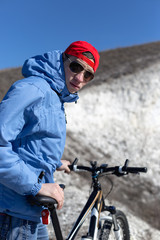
[69,61,94,81]
[69,62,83,73]
[84,71,94,80]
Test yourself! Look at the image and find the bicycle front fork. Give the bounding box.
[81,205,121,240]
[101,205,122,239]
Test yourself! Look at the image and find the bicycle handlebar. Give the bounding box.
[69,158,147,176]
[28,159,147,207]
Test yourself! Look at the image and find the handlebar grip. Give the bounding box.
[124,167,147,173]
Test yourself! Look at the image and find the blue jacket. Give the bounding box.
[0,50,79,222]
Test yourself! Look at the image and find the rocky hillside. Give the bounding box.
[0,41,160,239]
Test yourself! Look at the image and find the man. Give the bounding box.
[0,41,100,239]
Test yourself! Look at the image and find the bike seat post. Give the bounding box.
[49,205,64,240]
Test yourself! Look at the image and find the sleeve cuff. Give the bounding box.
[56,161,62,169]
[31,182,42,196]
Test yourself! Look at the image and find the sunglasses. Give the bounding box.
[66,56,94,82]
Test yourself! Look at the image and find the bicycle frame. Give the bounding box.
[66,188,102,240]
[50,179,121,240]
[29,159,147,240]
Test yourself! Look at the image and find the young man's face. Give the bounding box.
[63,54,94,93]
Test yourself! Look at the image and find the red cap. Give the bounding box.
[64,41,100,72]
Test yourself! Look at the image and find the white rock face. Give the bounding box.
[66,62,160,171]
[52,61,160,239]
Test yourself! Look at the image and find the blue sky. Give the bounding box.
[0,0,159,70]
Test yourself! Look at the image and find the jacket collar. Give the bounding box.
[22,50,79,103]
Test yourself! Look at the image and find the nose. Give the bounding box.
[75,71,84,83]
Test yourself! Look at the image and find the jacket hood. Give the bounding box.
[22,50,79,103]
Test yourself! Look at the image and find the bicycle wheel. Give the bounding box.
[98,210,130,240]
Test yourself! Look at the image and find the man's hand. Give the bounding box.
[37,160,70,210]
[38,183,64,210]
[57,160,71,173]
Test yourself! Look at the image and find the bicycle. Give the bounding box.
[28,158,147,240]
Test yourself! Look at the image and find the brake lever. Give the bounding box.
[122,159,130,171]
[69,158,79,171]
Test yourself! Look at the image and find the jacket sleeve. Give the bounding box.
[0,81,43,196]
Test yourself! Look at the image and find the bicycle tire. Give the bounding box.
[98,210,130,240]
